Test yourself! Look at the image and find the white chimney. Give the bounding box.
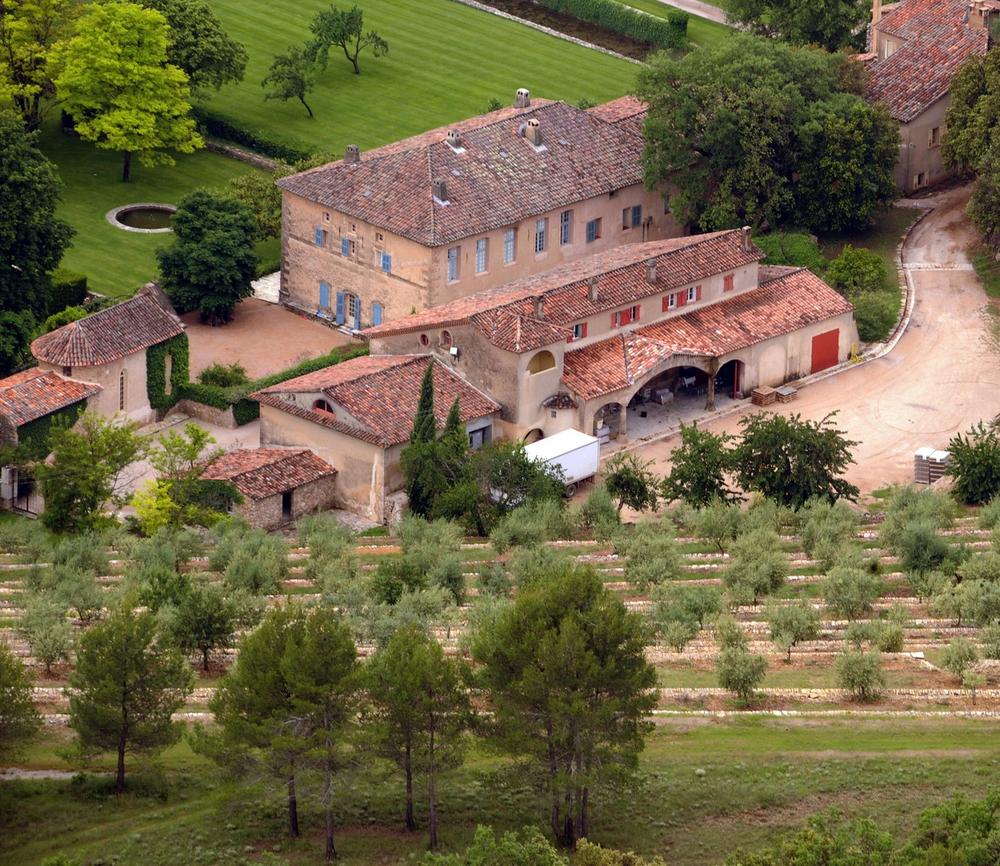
[515,87,531,108]
[740,225,752,253]
[533,296,544,317]
[647,259,658,283]
[446,129,463,150]
[588,277,599,302]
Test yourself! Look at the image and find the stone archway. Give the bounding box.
[523,428,544,444]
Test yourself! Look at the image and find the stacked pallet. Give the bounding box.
[751,386,776,406]
[914,447,951,484]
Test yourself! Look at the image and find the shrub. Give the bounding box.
[941,637,979,680]
[490,499,574,553]
[879,487,957,553]
[826,245,888,298]
[575,484,620,541]
[799,498,859,557]
[477,561,511,597]
[717,647,767,703]
[948,421,1000,505]
[197,362,248,388]
[661,619,699,652]
[51,534,109,577]
[653,582,721,628]
[215,528,288,595]
[191,107,312,162]
[722,529,788,604]
[20,595,72,674]
[713,614,748,651]
[621,517,684,589]
[898,519,951,575]
[851,291,900,342]
[536,0,687,48]
[981,622,1000,659]
[766,599,821,662]
[978,495,1000,530]
[823,566,883,620]
[507,545,571,587]
[40,305,87,334]
[875,620,905,652]
[835,649,885,701]
[693,499,743,553]
[47,565,103,624]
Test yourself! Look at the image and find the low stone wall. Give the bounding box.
[204,139,279,171]
[174,399,237,429]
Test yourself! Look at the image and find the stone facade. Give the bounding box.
[38,350,153,425]
[233,473,339,530]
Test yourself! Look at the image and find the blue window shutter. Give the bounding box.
[354,301,361,330]
[314,228,324,246]
[381,252,391,273]
[319,281,330,309]
[341,237,350,256]
[335,292,345,324]
[372,302,383,326]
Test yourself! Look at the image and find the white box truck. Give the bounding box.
[525,428,601,496]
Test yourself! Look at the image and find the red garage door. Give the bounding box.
[810,329,840,374]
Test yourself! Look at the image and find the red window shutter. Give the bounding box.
[620,308,631,326]
[724,273,734,292]
[677,293,686,308]
[580,322,587,338]
[695,285,702,301]
[662,295,669,312]
[611,312,618,328]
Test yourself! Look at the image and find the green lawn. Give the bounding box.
[820,205,922,294]
[5,718,1000,865]
[620,0,735,49]
[39,116,263,298]
[200,0,639,155]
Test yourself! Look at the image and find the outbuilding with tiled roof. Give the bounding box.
[31,289,185,425]
[201,448,338,529]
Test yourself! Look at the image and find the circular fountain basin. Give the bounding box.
[106,203,177,233]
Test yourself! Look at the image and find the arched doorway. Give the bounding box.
[716,360,745,399]
[523,428,544,444]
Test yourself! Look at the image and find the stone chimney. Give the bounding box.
[533,296,544,318]
[344,144,360,165]
[515,87,531,108]
[525,118,543,147]
[870,0,882,53]
[588,277,599,302]
[740,225,752,253]
[432,177,448,202]
[446,129,462,149]
[646,259,658,283]
[968,0,999,32]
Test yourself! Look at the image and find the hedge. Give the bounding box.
[191,108,313,163]
[537,0,687,47]
[178,343,370,426]
[147,334,191,412]
[49,269,88,315]
[18,400,85,461]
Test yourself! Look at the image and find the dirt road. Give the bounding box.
[624,185,1000,495]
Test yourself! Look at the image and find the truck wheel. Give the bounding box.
[564,482,578,498]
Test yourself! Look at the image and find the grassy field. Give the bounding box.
[200,0,639,154]
[39,117,263,298]
[5,718,1000,865]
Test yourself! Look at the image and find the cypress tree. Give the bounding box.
[410,363,437,444]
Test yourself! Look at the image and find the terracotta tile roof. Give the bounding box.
[587,95,648,136]
[866,0,988,122]
[31,293,185,367]
[364,230,763,352]
[254,355,499,447]
[0,369,101,426]
[202,448,335,500]
[562,268,853,399]
[277,99,647,247]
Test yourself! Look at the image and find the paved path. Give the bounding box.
[650,0,728,24]
[625,185,1000,495]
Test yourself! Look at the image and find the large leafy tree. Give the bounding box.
[0,0,76,130]
[36,412,148,534]
[366,625,472,848]
[602,452,659,515]
[472,564,656,847]
[308,3,389,76]
[636,35,894,233]
[733,412,859,508]
[726,0,869,50]
[69,605,193,792]
[661,423,736,507]
[0,641,41,761]
[140,0,247,92]
[262,45,318,118]
[49,0,202,181]
[0,108,73,338]
[157,191,257,324]
[943,46,1000,173]
[163,582,238,671]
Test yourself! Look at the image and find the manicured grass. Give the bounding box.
[39,117,263,298]
[6,718,1000,865]
[620,0,734,49]
[201,0,639,154]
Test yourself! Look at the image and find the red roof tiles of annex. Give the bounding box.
[202,448,336,501]
[561,268,853,400]
[0,369,101,426]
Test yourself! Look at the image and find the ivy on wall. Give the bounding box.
[146,333,191,413]
[16,399,86,461]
